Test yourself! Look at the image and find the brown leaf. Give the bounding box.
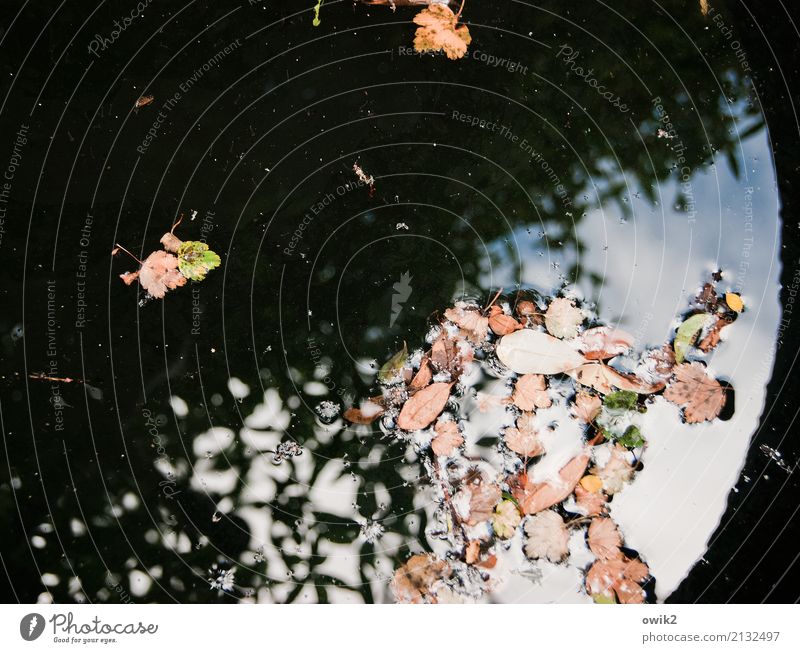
[160,232,183,253]
[587,518,623,560]
[697,315,732,352]
[344,402,384,424]
[122,250,187,299]
[512,374,551,411]
[444,306,488,344]
[463,483,502,525]
[408,358,433,391]
[430,332,472,379]
[513,452,589,515]
[574,485,607,516]
[489,312,523,336]
[585,555,648,604]
[431,420,463,456]
[465,540,480,565]
[663,362,726,423]
[397,382,453,431]
[644,345,676,381]
[591,444,634,495]
[412,4,471,60]
[568,363,664,395]
[391,553,451,604]
[572,392,602,423]
[544,297,584,338]
[578,326,634,360]
[504,412,544,457]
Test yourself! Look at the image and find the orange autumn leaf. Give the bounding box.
[397,382,453,430]
[586,555,649,604]
[577,326,635,360]
[513,452,590,515]
[412,4,471,60]
[408,358,433,391]
[503,412,544,458]
[663,362,726,423]
[512,374,552,411]
[572,392,602,423]
[120,250,186,299]
[431,420,463,456]
[465,540,480,565]
[444,305,488,344]
[489,312,523,336]
[568,362,664,395]
[574,484,607,516]
[344,401,384,424]
[587,518,623,560]
[391,553,451,604]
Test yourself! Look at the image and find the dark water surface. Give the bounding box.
[1,0,799,603]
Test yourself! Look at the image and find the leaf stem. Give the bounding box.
[455,0,466,20]
[113,243,142,264]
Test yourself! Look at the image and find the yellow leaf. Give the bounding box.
[725,292,744,312]
[580,474,603,493]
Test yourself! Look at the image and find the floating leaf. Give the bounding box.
[412,4,471,60]
[492,500,522,539]
[408,358,433,391]
[568,363,664,395]
[575,485,607,516]
[391,553,451,604]
[379,343,408,383]
[544,297,584,339]
[456,483,501,526]
[586,555,649,604]
[512,374,551,411]
[579,475,603,493]
[588,518,623,560]
[725,292,744,312]
[177,240,221,281]
[489,310,523,336]
[673,313,711,363]
[504,412,544,457]
[496,329,587,374]
[591,444,634,495]
[523,510,569,562]
[120,250,187,299]
[444,305,488,344]
[344,401,384,424]
[603,390,638,411]
[397,382,452,430]
[513,452,589,514]
[572,392,602,423]
[577,326,634,360]
[617,425,645,448]
[431,420,463,457]
[664,362,726,423]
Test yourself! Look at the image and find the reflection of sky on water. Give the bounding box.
[481,128,780,600]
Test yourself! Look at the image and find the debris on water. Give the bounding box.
[359,519,385,543]
[272,441,303,464]
[208,564,236,592]
[315,400,341,424]
[759,444,794,474]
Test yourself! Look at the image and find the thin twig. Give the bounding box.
[113,243,142,264]
[455,0,466,20]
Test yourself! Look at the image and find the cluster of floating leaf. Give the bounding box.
[346,277,742,603]
[114,219,221,300]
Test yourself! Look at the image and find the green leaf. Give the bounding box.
[674,313,710,363]
[617,425,645,448]
[592,593,617,604]
[177,241,221,281]
[603,390,638,411]
[378,343,407,383]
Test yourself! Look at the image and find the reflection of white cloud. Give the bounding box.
[245,388,291,430]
